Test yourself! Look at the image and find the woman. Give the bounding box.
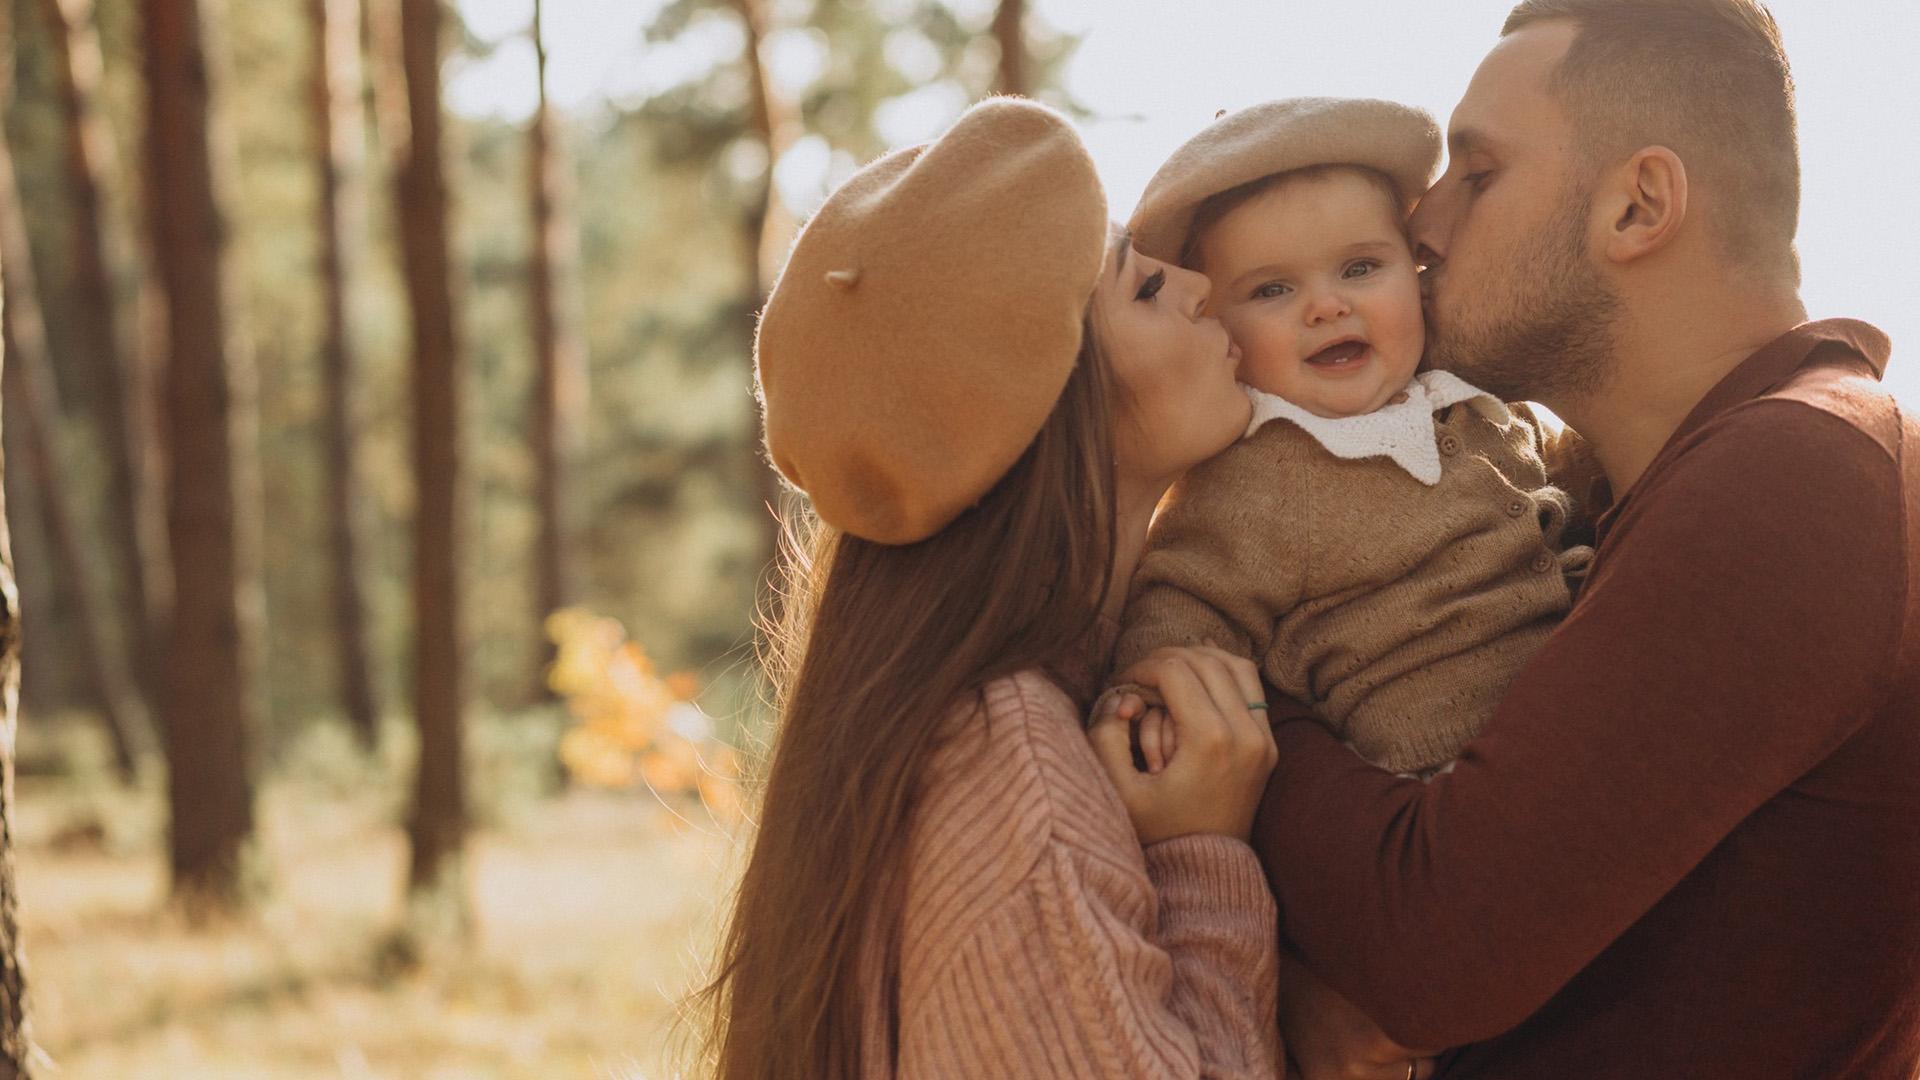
[702,98,1281,1078]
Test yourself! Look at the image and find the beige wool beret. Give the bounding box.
[755,97,1109,545]
[1130,97,1443,265]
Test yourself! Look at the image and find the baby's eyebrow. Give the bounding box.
[1226,262,1291,291]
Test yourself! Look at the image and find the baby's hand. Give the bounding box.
[1092,684,1173,773]
[1136,706,1177,774]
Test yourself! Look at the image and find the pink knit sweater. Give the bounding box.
[859,669,1280,1077]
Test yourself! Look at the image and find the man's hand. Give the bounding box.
[1281,958,1440,1080]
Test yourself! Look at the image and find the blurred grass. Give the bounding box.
[10,712,743,1078]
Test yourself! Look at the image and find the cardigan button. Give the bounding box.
[1531,552,1556,574]
[1439,434,1462,456]
[1506,499,1529,518]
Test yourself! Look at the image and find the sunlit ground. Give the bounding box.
[12,721,738,1079]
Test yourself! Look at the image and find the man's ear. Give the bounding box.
[1599,146,1688,265]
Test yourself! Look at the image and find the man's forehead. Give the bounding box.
[1450,21,1577,145]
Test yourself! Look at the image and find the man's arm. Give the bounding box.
[1250,400,1905,1050]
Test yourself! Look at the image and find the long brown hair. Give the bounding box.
[701,317,1120,1078]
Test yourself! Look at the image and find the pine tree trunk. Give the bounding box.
[3,0,146,780]
[39,0,166,712]
[992,0,1029,96]
[0,10,39,1070]
[0,314,35,1080]
[394,0,469,931]
[363,0,409,181]
[140,0,259,919]
[0,128,145,783]
[731,0,799,567]
[309,0,381,749]
[527,0,582,699]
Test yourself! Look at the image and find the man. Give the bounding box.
[1254,2,1920,1078]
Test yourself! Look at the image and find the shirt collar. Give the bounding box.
[1592,318,1891,543]
[1242,372,1510,486]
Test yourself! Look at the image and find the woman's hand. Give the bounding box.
[1280,958,1440,1080]
[1089,645,1277,845]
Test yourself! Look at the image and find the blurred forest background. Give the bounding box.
[0,0,1913,1075]
[0,0,1079,1074]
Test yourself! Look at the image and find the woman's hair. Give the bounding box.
[699,316,1121,1079]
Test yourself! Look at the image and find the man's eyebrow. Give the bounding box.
[1447,127,1494,157]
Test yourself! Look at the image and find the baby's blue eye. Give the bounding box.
[1252,281,1291,300]
[1342,260,1380,280]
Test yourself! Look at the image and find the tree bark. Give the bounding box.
[527,0,583,698]
[731,0,800,295]
[731,0,800,566]
[0,10,40,1072]
[991,0,1028,96]
[0,311,35,1080]
[309,0,381,749]
[140,0,259,918]
[38,0,167,712]
[394,0,469,929]
[0,125,145,783]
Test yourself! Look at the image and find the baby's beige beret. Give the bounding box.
[1130,97,1442,265]
[755,97,1109,545]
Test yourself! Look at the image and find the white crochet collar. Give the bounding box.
[1243,370,1513,486]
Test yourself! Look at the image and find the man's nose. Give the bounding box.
[1407,185,1448,270]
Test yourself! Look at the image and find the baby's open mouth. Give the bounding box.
[1305,339,1371,367]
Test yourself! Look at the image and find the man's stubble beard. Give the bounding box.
[1422,186,1621,409]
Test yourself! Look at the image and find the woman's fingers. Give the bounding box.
[1181,646,1273,763]
[1199,641,1266,714]
[1139,658,1232,755]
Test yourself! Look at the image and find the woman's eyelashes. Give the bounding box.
[1135,268,1167,302]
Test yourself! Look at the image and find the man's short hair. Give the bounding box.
[1504,0,1800,278]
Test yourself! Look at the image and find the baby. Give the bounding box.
[1110,98,1595,776]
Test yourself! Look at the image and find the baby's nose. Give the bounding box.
[1305,289,1351,323]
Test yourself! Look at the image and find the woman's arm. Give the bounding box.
[902,835,1280,1079]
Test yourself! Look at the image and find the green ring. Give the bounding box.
[1246,701,1269,712]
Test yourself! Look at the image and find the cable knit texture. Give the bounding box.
[1116,397,1591,775]
[859,669,1280,1078]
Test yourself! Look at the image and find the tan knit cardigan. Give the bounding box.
[859,669,1280,1078]
[1115,403,1589,775]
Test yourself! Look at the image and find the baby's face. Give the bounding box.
[1194,170,1425,418]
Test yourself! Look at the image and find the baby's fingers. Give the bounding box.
[1139,708,1176,774]
[1089,702,1144,785]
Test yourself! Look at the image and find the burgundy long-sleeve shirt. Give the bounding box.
[1252,320,1920,1078]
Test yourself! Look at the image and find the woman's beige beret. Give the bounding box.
[1130,97,1442,265]
[755,97,1109,545]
